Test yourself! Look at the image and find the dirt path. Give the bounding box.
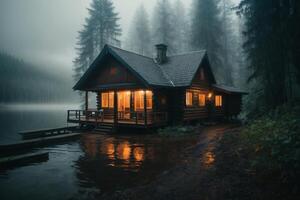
[103,124,239,200]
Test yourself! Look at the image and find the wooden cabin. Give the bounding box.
[68,44,247,131]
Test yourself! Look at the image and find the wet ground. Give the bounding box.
[103,125,235,200]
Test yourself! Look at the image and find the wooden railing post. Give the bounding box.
[144,90,147,126]
[85,91,89,111]
[95,111,98,127]
[113,91,118,126]
[135,112,138,124]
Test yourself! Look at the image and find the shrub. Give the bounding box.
[241,104,300,187]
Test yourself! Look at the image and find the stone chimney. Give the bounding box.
[155,44,168,64]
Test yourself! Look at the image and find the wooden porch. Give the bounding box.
[67,110,168,128]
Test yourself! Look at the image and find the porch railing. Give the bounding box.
[67,110,168,126]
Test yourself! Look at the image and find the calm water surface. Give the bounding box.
[0,105,199,200]
[0,104,78,143]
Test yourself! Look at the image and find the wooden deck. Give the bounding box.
[67,110,168,128]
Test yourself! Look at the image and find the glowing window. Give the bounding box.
[118,91,130,111]
[215,95,222,107]
[186,91,193,106]
[199,94,206,106]
[102,91,114,108]
[108,92,114,108]
[146,90,153,109]
[134,91,144,111]
[102,93,108,108]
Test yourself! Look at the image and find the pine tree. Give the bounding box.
[126,4,152,56]
[190,0,231,84]
[172,0,190,53]
[152,0,175,53]
[238,0,300,115]
[74,0,121,83]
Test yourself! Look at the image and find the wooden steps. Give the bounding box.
[94,123,114,133]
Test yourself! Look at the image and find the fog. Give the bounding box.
[0,0,242,105]
[0,0,193,75]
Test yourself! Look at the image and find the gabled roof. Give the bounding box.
[108,46,172,86]
[74,44,245,94]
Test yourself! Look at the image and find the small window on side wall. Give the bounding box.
[186,91,193,106]
[199,94,206,106]
[215,95,222,107]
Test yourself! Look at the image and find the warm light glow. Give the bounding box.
[102,93,108,107]
[106,143,115,160]
[203,151,215,166]
[102,91,114,108]
[134,90,145,110]
[133,147,144,162]
[208,92,213,99]
[215,95,222,107]
[146,90,153,109]
[118,91,130,111]
[199,94,206,106]
[186,91,193,106]
[117,142,131,161]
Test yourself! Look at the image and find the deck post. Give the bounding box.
[113,90,118,126]
[85,91,88,111]
[144,90,147,126]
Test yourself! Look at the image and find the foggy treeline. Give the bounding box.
[74,0,300,117]
[238,0,300,116]
[0,53,76,104]
[75,0,243,86]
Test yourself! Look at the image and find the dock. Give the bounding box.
[0,132,81,152]
[0,152,49,168]
[0,126,82,168]
[19,126,79,140]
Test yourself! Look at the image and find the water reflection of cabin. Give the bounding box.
[68,44,247,130]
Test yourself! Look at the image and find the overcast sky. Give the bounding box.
[0,0,193,74]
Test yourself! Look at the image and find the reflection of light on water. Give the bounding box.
[117,142,131,161]
[82,135,147,170]
[133,147,144,162]
[203,151,215,166]
[106,143,115,159]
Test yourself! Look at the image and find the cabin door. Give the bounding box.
[117,91,131,120]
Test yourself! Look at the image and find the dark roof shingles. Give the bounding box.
[109,46,206,87]
[109,46,172,86]
[76,45,246,94]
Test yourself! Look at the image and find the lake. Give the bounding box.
[0,104,199,200]
[0,104,79,144]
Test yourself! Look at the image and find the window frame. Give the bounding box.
[146,90,153,109]
[198,93,206,107]
[215,95,222,107]
[101,91,114,108]
[186,91,193,107]
[134,91,144,111]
